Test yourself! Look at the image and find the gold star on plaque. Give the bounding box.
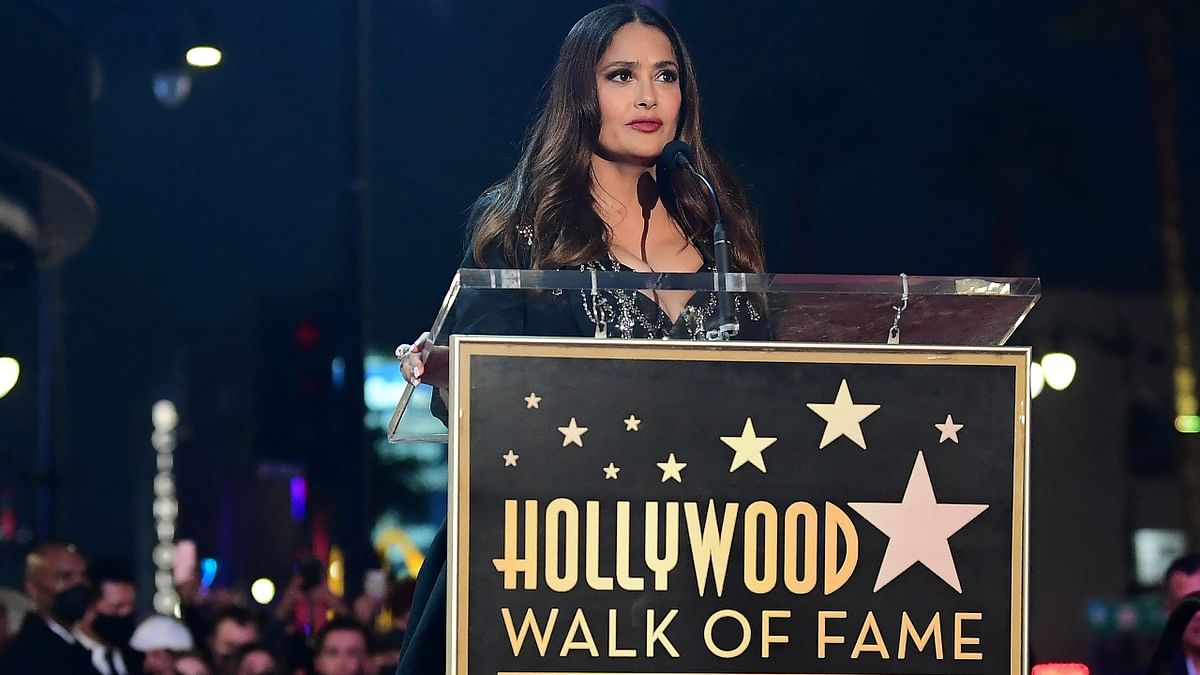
[848,451,988,593]
[935,414,964,444]
[656,452,687,483]
[502,450,519,467]
[558,417,588,447]
[602,462,620,480]
[806,379,881,449]
[720,418,777,473]
[524,393,541,409]
[624,415,641,431]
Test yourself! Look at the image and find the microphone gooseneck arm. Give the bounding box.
[673,152,738,341]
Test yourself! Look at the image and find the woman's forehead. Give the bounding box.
[601,23,675,62]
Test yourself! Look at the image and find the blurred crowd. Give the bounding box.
[0,543,414,675]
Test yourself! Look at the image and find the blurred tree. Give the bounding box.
[1059,0,1200,542]
[939,92,1094,275]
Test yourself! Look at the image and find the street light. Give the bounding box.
[1041,352,1077,391]
[0,356,19,399]
[1030,362,1045,399]
[250,578,276,605]
[185,45,222,68]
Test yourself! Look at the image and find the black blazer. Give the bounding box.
[395,523,448,675]
[0,614,101,675]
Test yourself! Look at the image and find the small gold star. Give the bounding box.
[558,417,588,447]
[502,449,519,467]
[624,415,641,431]
[602,462,620,480]
[935,414,964,444]
[806,379,881,450]
[524,393,541,409]
[720,418,777,473]
[656,452,687,483]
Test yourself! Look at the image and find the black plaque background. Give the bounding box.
[460,347,1020,675]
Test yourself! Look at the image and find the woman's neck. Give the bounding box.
[590,154,662,230]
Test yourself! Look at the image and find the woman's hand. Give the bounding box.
[397,332,450,389]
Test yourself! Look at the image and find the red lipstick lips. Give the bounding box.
[627,117,663,133]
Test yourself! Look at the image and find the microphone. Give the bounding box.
[660,139,694,171]
[658,140,738,340]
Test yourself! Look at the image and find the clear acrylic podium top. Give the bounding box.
[388,269,1040,443]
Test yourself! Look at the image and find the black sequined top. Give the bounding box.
[445,224,769,342]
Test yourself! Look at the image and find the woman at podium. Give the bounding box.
[395,3,767,673]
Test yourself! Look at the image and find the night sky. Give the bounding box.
[0,0,1196,608]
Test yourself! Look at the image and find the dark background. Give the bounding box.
[0,0,1196,666]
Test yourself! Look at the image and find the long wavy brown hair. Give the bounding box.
[470,3,764,273]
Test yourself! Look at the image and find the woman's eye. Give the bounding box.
[607,69,633,83]
[656,70,679,83]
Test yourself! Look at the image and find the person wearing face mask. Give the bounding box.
[0,541,100,674]
[75,559,144,675]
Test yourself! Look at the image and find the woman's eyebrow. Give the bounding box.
[599,59,679,69]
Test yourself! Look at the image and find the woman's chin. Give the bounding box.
[595,149,660,168]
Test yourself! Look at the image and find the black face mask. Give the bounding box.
[51,584,90,625]
[92,612,136,646]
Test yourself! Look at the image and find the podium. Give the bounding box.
[389,270,1039,675]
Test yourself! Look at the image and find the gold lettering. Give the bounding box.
[492,500,538,590]
[899,612,943,659]
[744,501,778,594]
[817,610,847,658]
[559,608,599,657]
[607,609,636,657]
[645,502,679,591]
[685,500,739,597]
[761,610,790,658]
[545,498,579,592]
[954,612,983,661]
[501,607,558,656]
[704,609,751,658]
[824,502,858,595]
[615,501,645,591]
[646,608,680,658]
[851,611,890,659]
[585,501,614,591]
[784,502,818,594]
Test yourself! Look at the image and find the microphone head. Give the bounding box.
[660,139,694,170]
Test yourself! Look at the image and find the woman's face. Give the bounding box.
[594,22,682,166]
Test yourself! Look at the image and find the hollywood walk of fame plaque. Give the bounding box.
[448,336,1028,675]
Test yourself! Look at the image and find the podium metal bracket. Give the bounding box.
[888,272,910,345]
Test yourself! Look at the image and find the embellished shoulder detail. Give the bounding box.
[515,221,533,248]
[508,221,534,269]
[573,254,761,341]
